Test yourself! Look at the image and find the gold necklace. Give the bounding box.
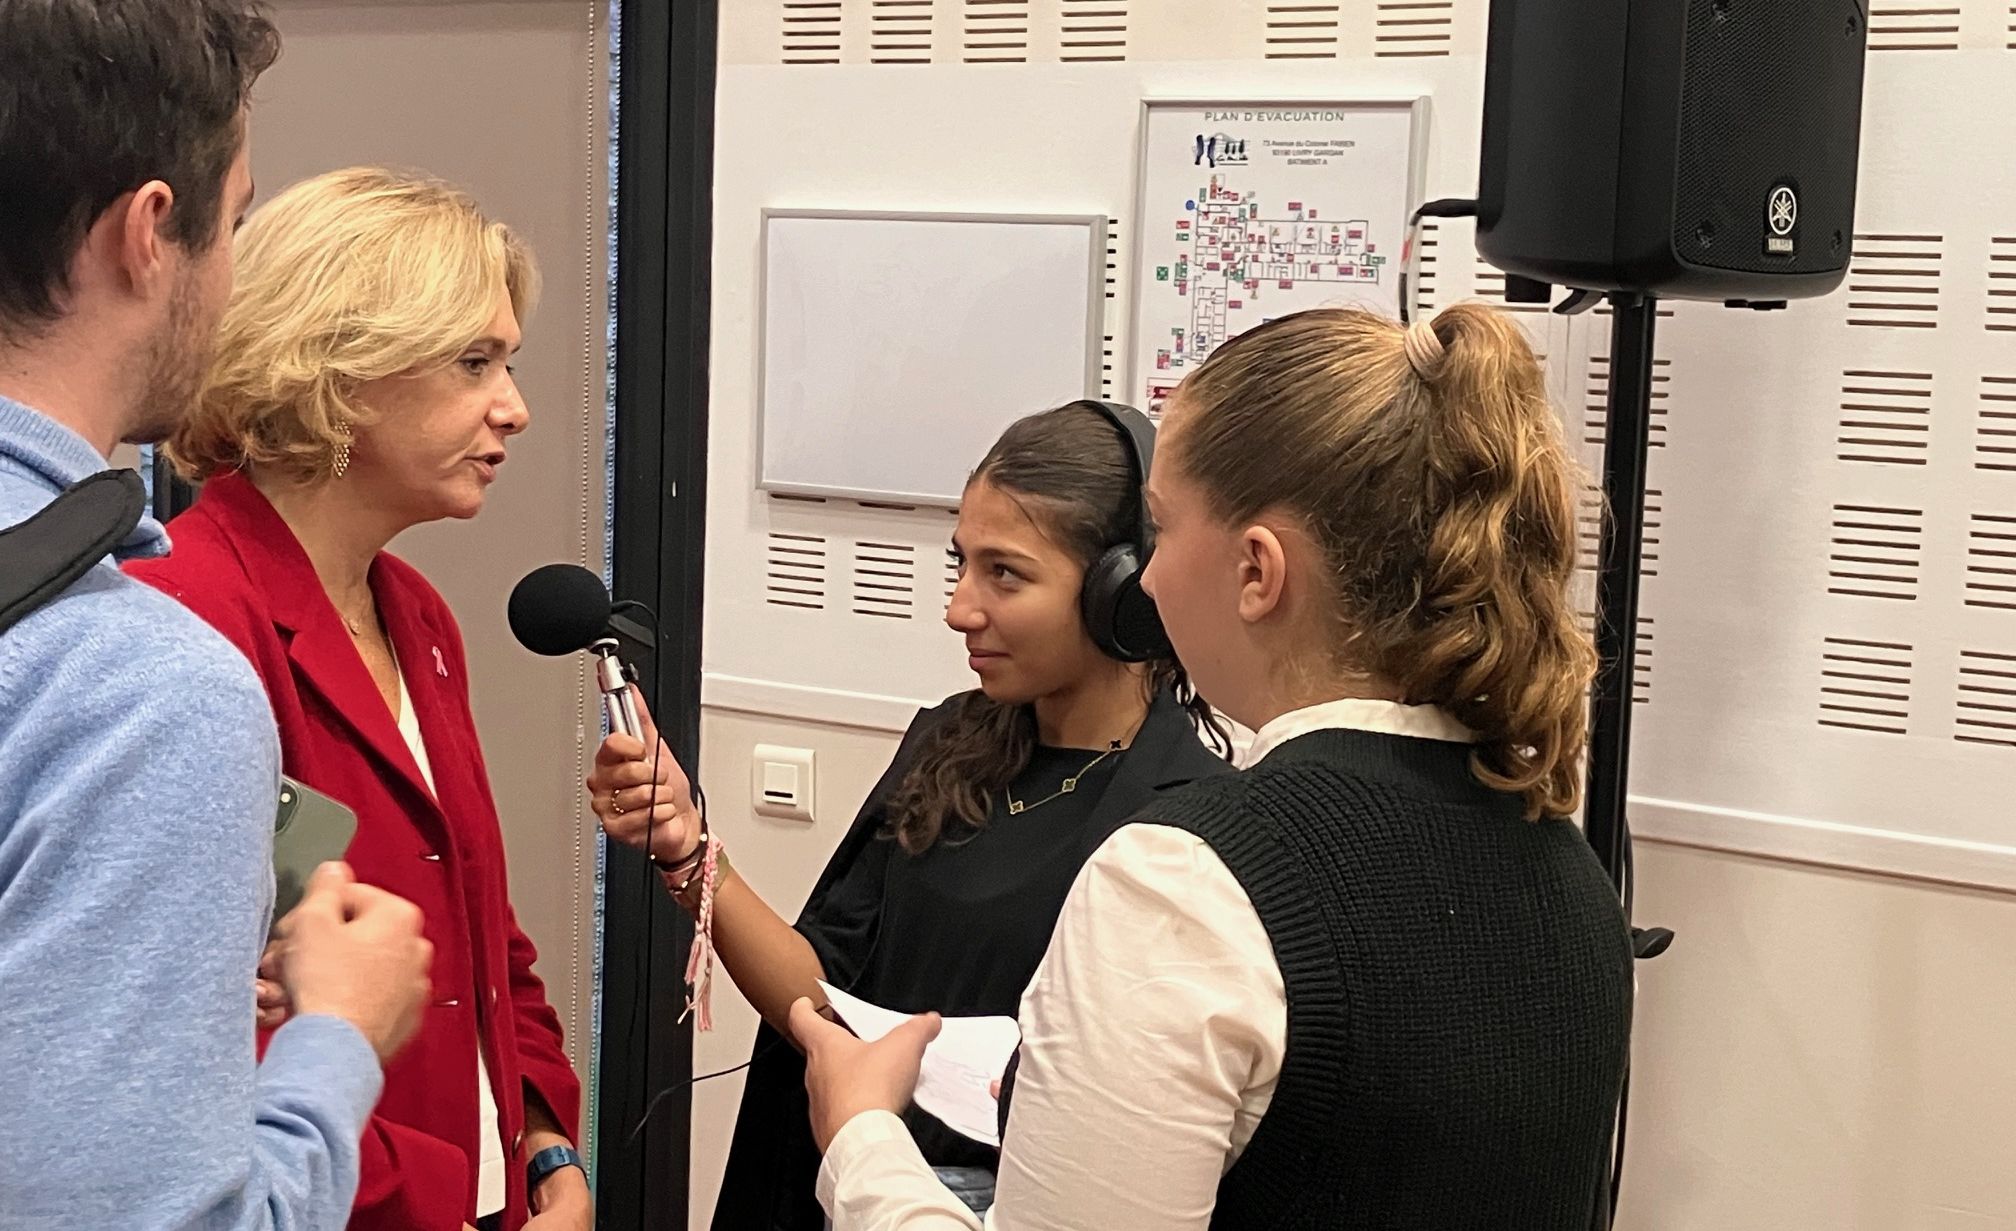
[1006,740,1122,815]
[338,599,375,637]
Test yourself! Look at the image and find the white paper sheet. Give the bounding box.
[817,981,1021,1148]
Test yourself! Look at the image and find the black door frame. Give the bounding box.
[597,0,717,1225]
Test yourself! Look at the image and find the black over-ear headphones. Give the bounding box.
[1072,399,1173,664]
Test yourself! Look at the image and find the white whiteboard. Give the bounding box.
[759,210,1105,507]
[1130,98,1427,414]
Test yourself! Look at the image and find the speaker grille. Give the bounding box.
[1671,0,1866,277]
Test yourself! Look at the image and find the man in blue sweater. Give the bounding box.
[0,3,434,1227]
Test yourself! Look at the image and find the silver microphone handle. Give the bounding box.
[610,684,643,741]
[593,643,642,740]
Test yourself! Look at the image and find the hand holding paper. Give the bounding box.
[790,994,941,1153]
[794,982,1022,1151]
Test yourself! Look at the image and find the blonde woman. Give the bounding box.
[129,168,587,1231]
[793,304,1636,1230]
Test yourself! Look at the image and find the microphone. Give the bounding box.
[508,563,644,740]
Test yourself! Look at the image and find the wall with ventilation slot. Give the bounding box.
[706,0,2016,881]
[691,5,2016,1227]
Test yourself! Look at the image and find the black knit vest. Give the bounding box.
[1152,728,1634,1230]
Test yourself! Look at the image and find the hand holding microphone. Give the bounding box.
[587,689,701,869]
[507,562,723,1029]
[507,563,698,866]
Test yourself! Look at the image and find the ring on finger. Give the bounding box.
[611,788,626,816]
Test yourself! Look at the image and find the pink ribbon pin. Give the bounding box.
[432,646,448,678]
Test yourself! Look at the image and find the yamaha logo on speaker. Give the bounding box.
[1765,185,1799,254]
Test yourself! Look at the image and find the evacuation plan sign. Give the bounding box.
[1130,101,1420,414]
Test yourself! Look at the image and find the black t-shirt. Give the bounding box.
[798,744,1126,1167]
[710,690,1232,1231]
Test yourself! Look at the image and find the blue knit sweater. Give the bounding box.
[0,393,381,1230]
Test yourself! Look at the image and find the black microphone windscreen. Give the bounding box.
[508,563,613,656]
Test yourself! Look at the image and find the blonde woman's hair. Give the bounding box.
[167,166,538,481]
[1173,304,1596,819]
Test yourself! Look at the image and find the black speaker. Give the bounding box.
[1476,0,1870,302]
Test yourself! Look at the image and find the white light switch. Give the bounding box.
[752,744,816,822]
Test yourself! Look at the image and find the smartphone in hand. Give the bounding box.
[272,777,357,924]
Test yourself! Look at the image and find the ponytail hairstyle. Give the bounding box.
[1172,304,1595,819]
[884,403,1232,854]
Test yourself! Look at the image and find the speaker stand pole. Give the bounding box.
[1584,290,1660,1231]
[1587,293,1653,892]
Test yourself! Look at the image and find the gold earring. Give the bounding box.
[332,433,352,479]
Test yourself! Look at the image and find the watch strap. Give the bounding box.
[526,1143,584,1195]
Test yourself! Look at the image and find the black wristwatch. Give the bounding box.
[527,1144,585,1196]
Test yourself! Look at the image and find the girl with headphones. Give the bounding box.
[586,401,1231,1229]
[793,306,1635,1230]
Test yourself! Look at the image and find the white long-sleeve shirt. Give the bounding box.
[816,699,1474,1231]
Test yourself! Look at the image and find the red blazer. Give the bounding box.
[129,472,581,1231]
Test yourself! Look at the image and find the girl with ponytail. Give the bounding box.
[1166,302,1597,819]
[796,306,1635,1231]
[587,402,1231,1229]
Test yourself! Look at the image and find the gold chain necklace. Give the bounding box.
[335,590,376,637]
[1006,740,1122,816]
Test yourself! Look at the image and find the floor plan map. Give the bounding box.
[1162,176,1382,370]
[1132,103,1418,413]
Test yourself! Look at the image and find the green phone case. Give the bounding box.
[272,776,359,924]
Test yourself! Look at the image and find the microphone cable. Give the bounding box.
[626,853,897,1143]
[608,589,896,1142]
[614,593,824,1142]
[1399,197,1479,324]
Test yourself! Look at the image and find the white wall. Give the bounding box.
[692,1,2016,1226]
[1628,843,2016,1229]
